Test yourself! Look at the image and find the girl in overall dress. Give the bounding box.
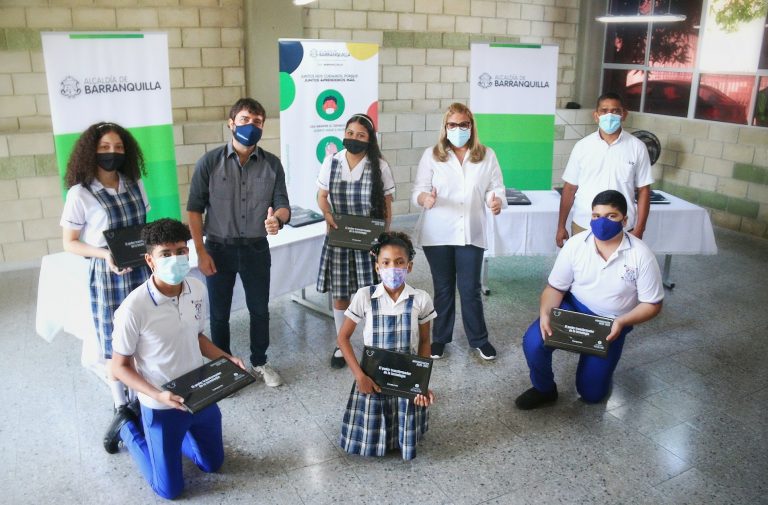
[337,232,436,460]
[316,114,395,368]
[60,122,151,453]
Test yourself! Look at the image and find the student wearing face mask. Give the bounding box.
[187,98,290,388]
[316,113,395,369]
[336,231,436,460]
[515,191,664,410]
[555,92,653,248]
[412,102,506,361]
[60,122,151,453]
[108,218,246,499]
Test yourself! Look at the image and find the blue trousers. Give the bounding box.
[522,293,631,403]
[120,404,224,500]
[205,239,271,366]
[423,245,489,348]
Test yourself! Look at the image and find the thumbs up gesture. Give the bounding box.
[264,206,280,235]
[422,188,437,210]
[488,191,502,215]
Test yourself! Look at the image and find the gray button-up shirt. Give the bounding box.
[187,142,290,239]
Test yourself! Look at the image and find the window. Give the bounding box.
[601,0,768,127]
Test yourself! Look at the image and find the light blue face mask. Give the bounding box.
[154,255,190,285]
[447,128,471,148]
[598,113,622,134]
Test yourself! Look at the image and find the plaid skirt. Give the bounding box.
[88,256,150,358]
[339,384,429,461]
[316,236,377,300]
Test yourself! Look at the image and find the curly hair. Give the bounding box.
[432,102,487,164]
[141,218,191,252]
[64,122,146,189]
[370,231,415,261]
[345,114,387,220]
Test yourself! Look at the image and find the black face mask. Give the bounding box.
[96,152,126,172]
[343,138,368,155]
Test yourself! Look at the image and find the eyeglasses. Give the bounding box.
[446,121,472,131]
[597,108,623,115]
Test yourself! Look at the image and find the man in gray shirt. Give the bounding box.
[187,98,290,387]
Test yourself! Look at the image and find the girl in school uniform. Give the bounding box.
[316,113,395,368]
[337,232,436,460]
[59,122,151,453]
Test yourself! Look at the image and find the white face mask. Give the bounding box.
[153,255,190,285]
[447,128,471,148]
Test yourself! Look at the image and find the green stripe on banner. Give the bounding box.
[69,34,144,39]
[54,124,180,220]
[475,114,554,190]
[489,43,541,49]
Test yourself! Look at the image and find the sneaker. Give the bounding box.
[514,386,559,410]
[430,342,445,359]
[476,342,497,361]
[103,404,138,454]
[251,363,283,387]
[330,347,346,369]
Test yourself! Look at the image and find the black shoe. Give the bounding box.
[477,342,497,361]
[103,404,138,454]
[126,398,141,419]
[514,386,559,410]
[330,347,346,369]
[430,342,445,359]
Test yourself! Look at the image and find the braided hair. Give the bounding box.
[346,114,387,220]
[65,122,146,189]
[370,231,415,262]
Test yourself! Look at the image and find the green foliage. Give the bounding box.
[710,0,768,33]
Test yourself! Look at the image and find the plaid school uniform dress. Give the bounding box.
[316,156,378,299]
[88,181,150,358]
[340,285,429,460]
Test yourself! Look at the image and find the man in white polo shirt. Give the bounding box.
[106,218,246,500]
[555,92,653,248]
[516,190,664,410]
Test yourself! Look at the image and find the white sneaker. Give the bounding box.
[251,363,283,387]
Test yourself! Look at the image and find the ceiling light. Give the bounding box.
[596,14,687,23]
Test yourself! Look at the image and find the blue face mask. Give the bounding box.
[379,267,407,290]
[598,113,622,135]
[446,128,471,148]
[590,216,624,241]
[233,123,262,147]
[154,255,190,285]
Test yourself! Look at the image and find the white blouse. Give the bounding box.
[411,146,506,248]
[316,150,395,196]
[60,176,150,247]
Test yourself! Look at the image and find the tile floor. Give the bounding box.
[1,218,766,504]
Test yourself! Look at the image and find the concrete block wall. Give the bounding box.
[303,0,582,216]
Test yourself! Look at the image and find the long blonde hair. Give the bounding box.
[432,102,487,163]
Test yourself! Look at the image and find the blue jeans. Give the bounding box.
[120,404,224,500]
[422,245,489,348]
[205,239,271,367]
[522,293,631,403]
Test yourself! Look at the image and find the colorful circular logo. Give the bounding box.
[316,89,345,121]
[316,136,344,163]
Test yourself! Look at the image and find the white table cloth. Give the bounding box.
[35,222,326,372]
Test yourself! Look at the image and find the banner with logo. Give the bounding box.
[470,43,558,189]
[278,39,379,209]
[42,32,179,219]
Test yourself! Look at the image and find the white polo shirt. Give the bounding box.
[112,276,208,410]
[60,176,150,247]
[548,230,664,318]
[345,283,437,354]
[316,150,396,196]
[562,130,653,230]
[411,146,507,248]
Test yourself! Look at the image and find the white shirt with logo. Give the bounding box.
[562,130,653,230]
[112,276,207,410]
[345,283,437,354]
[548,231,664,318]
[411,146,507,248]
